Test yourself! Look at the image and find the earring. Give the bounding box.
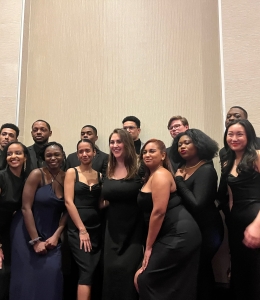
[24,161,26,172]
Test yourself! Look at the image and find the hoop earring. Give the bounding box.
[24,161,26,172]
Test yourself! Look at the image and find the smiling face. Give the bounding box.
[6,143,26,170]
[177,135,198,161]
[142,142,165,170]
[109,133,125,159]
[226,123,247,153]
[44,145,63,169]
[77,141,95,165]
[31,121,52,145]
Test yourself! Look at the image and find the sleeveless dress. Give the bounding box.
[67,168,101,285]
[9,170,65,300]
[102,176,144,300]
[0,169,24,300]
[137,192,201,300]
[228,170,260,300]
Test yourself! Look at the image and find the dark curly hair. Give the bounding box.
[221,119,258,176]
[170,129,219,164]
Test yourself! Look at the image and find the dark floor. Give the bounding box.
[215,283,231,300]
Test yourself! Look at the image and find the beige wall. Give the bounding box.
[221,0,260,134]
[0,0,24,125]
[19,0,223,155]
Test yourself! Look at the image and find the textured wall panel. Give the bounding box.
[21,0,222,155]
[222,0,260,135]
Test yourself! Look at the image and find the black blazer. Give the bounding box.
[66,147,108,177]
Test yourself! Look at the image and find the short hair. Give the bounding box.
[39,141,64,161]
[0,123,20,138]
[140,139,174,182]
[170,129,218,164]
[229,106,248,119]
[81,125,97,135]
[0,141,31,176]
[32,120,51,131]
[77,139,95,151]
[167,116,189,129]
[122,116,141,128]
[107,128,138,179]
[221,119,257,175]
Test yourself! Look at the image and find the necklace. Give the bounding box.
[184,160,203,170]
[48,169,61,183]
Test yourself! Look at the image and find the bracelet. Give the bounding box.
[29,237,41,245]
[79,229,87,235]
[0,243,2,249]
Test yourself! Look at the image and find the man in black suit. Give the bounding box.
[217,106,260,222]
[27,119,53,170]
[66,125,108,177]
[0,123,19,168]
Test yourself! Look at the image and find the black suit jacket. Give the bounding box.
[66,147,108,177]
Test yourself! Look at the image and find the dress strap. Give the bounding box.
[39,168,46,185]
[97,172,102,185]
[73,167,79,182]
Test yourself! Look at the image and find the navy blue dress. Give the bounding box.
[9,174,65,300]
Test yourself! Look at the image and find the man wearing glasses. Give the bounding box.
[122,116,144,154]
[166,115,189,171]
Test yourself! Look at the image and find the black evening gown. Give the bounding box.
[0,169,24,300]
[228,171,260,300]
[9,172,65,300]
[175,162,224,300]
[67,168,101,285]
[137,192,201,300]
[102,176,143,300]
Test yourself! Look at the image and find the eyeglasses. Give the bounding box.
[123,126,137,130]
[168,124,182,131]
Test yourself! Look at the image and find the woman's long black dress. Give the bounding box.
[137,192,201,300]
[10,171,65,300]
[67,168,101,285]
[0,169,24,300]
[228,170,260,300]
[102,176,143,300]
[175,162,224,300]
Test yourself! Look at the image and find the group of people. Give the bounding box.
[0,108,259,300]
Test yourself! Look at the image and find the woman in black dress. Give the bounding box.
[221,119,260,300]
[135,139,201,300]
[0,142,29,300]
[171,129,224,300]
[65,139,102,300]
[102,129,143,300]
